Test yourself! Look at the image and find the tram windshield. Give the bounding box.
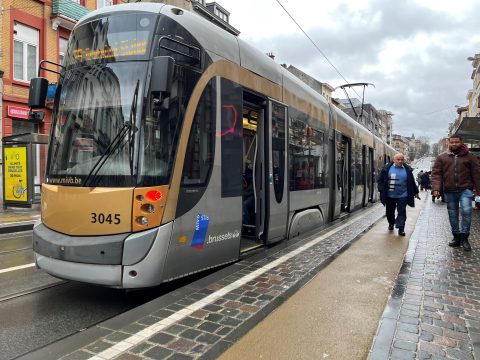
[46,12,200,188]
[46,62,147,187]
[46,13,158,187]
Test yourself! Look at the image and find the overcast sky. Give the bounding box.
[217,0,480,143]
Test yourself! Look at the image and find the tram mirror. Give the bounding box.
[151,56,174,93]
[28,77,49,109]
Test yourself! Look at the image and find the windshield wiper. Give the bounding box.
[128,80,139,177]
[82,121,132,187]
[83,81,140,187]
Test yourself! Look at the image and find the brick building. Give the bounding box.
[0,0,105,138]
[0,0,111,187]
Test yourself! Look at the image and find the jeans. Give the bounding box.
[243,195,255,225]
[386,196,408,229]
[444,189,473,235]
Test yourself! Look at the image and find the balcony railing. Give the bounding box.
[52,0,90,22]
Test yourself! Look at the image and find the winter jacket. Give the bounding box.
[377,162,419,207]
[420,172,431,188]
[431,145,480,193]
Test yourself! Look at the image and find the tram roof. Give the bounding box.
[74,3,393,151]
[77,3,166,27]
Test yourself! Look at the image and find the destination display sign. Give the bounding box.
[72,39,148,62]
[65,14,155,66]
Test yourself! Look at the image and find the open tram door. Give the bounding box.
[240,95,288,251]
[241,101,262,251]
[241,93,267,252]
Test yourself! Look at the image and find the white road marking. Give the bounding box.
[87,208,378,360]
[0,263,35,274]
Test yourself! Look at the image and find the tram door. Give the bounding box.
[338,134,352,212]
[241,96,267,251]
[265,101,288,244]
[241,99,288,247]
[367,147,374,202]
[330,131,343,219]
[362,145,371,205]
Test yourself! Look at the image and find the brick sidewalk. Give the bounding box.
[370,199,480,360]
[34,205,386,360]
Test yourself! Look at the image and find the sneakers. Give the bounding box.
[388,224,394,231]
[398,228,406,236]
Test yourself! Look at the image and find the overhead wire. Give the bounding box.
[274,0,362,99]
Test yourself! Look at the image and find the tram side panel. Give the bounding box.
[162,78,243,281]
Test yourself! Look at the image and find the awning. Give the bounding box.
[454,117,480,142]
[2,133,49,145]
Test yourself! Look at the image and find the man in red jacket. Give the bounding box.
[431,135,480,251]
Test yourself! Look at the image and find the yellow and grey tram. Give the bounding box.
[29,3,396,288]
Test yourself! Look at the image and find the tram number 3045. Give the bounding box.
[91,213,121,224]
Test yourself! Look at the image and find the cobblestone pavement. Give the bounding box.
[51,205,387,360]
[370,199,480,360]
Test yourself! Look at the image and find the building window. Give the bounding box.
[97,0,113,8]
[13,23,39,82]
[214,8,228,22]
[59,37,68,64]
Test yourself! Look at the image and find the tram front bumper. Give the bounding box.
[33,221,174,288]
[34,253,122,287]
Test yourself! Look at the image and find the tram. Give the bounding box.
[29,3,396,288]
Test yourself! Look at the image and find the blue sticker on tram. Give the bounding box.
[191,213,210,249]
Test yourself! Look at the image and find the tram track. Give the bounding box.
[0,231,33,256]
[0,280,66,303]
[0,246,32,256]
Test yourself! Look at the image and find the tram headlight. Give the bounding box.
[136,216,148,226]
[141,203,155,213]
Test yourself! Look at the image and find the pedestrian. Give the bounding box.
[420,171,431,191]
[417,170,424,189]
[378,153,420,236]
[431,135,480,251]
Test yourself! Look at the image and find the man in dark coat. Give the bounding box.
[377,153,419,236]
[431,135,480,251]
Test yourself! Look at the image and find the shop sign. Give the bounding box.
[7,106,29,120]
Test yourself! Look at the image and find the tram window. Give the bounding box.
[181,79,215,186]
[176,79,216,217]
[353,143,364,185]
[288,113,326,191]
[220,79,243,197]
